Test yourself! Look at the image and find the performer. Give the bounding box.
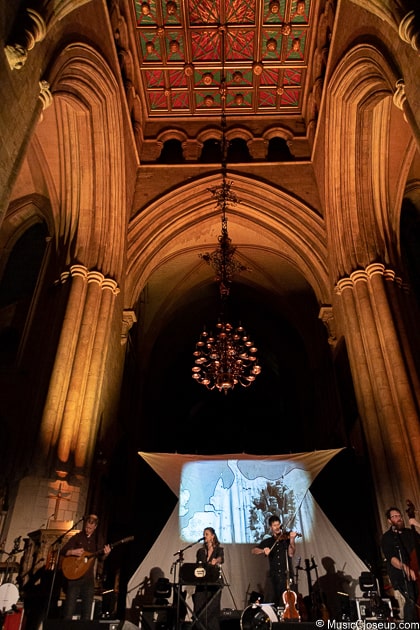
[60,514,110,620]
[193,527,224,630]
[381,506,420,621]
[252,514,298,606]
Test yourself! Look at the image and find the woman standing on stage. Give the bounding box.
[193,527,224,630]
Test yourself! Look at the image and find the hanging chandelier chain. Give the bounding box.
[193,23,261,393]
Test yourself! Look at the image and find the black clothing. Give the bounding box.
[60,530,102,620]
[193,544,224,630]
[256,535,294,606]
[381,526,419,621]
[21,567,56,630]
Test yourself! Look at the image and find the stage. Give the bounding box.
[43,621,319,630]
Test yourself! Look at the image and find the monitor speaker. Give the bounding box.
[139,606,173,630]
[44,621,120,630]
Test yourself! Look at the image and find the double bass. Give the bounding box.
[405,500,420,621]
[295,557,309,621]
[303,557,329,622]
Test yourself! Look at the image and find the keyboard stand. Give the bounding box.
[176,582,224,630]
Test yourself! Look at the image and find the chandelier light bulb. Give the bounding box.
[192,321,261,393]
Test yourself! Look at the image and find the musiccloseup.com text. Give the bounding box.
[315,621,420,630]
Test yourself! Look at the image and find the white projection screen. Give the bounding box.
[127,450,368,614]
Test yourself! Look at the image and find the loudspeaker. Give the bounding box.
[139,606,173,630]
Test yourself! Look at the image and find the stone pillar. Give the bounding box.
[26,265,121,528]
[336,263,420,518]
[74,277,120,471]
[39,265,88,464]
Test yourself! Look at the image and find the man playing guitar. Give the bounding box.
[60,514,111,620]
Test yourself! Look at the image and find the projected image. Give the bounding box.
[179,459,311,543]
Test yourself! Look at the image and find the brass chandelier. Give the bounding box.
[191,26,261,394]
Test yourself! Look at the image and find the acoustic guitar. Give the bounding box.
[61,536,134,580]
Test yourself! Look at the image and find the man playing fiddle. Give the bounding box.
[252,514,298,606]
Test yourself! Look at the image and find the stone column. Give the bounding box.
[39,265,88,463]
[336,263,420,518]
[56,270,101,469]
[74,278,120,471]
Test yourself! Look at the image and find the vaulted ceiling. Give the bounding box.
[123,1,339,443]
[132,0,313,120]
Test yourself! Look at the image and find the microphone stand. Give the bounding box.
[44,516,84,621]
[173,539,204,630]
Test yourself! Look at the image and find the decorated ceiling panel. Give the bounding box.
[133,0,312,117]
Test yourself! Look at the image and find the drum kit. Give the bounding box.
[0,536,24,627]
[240,603,282,630]
[0,582,19,614]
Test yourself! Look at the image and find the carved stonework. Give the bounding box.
[39,80,53,111]
[122,310,137,344]
[318,305,338,348]
[4,8,46,70]
[247,138,269,160]
[399,10,420,52]
[5,1,93,70]
[141,140,164,162]
[4,44,28,70]
[393,79,406,111]
[182,139,203,162]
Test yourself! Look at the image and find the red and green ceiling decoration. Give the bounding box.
[133,0,312,116]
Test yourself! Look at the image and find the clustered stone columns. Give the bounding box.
[335,263,420,519]
[39,265,120,484]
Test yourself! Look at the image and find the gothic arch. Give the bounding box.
[126,172,329,313]
[0,195,52,277]
[324,43,416,280]
[35,43,128,280]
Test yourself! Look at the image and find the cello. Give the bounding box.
[405,500,420,621]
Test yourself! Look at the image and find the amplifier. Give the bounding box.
[355,597,392,620]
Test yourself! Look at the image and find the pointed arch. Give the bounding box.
[126,172,329,310]
[35,43,129,279]
[324,43,417,280]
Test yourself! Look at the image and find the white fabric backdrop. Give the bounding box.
[127,450,368,614]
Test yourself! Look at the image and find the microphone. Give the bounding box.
[196,537,205,543]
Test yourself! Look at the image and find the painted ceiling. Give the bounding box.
[133,0,312,117]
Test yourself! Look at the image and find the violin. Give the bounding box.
[275,531,302,541]
[269,531,302,554]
